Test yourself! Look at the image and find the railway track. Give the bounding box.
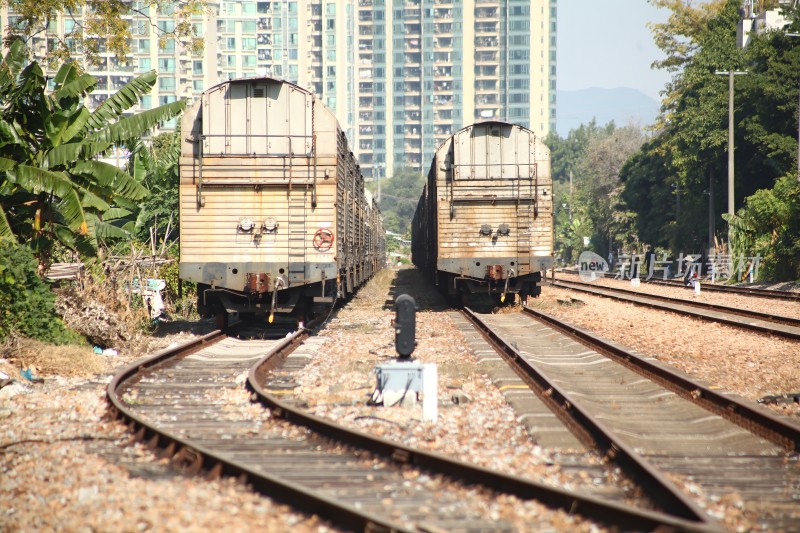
[549,278,800,340]
[557,268,800,301]
[107,321,717,532]
[460,306,800,532]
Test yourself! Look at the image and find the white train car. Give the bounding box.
[179,77,384,326]
[412,121,553,303]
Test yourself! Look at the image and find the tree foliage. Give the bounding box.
[367,167,425,236]
[0,241,80,344]
[0,0,206,66]
[619,0,800,279]
[0,38,186,266]
[547,122,644,263]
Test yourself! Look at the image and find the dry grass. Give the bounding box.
[352,269,395,305]
[0,335,107,377]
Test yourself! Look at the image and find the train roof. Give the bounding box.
[203,76,313,98]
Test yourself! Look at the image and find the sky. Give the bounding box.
[557,1,672,101]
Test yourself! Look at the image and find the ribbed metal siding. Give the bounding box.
[434,121,553,273]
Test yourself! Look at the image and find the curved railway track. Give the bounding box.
[549,278,800,340]
[460,306,800,532]
[107,322,717,532]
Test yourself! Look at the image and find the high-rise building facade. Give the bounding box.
[1,0,556,177]
[353,0,556,176]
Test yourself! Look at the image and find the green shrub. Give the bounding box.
[0,242,82,344]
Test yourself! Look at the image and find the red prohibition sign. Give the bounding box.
[313,228,335,251]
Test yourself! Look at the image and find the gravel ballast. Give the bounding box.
[2,267,798,531]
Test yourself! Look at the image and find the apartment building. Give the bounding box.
[355,0,556,175]
[1,0,556,176]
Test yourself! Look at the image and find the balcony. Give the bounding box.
[475,22,498,34]
[433,94,453,106]
[434,8,452,19]
[475,36,499,48]
[475,7,498,19]
[435,23,452,35]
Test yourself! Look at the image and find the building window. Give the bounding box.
[193,60,203,75]
[227,55,237,67]
[242,38,256,50]
[159,77,176,91]
[226,37,236,50]
[158,58,175,73]
[243,55,256,67]
[138,57,151,72]
[157,20,175,33]
[140,95,152,109]
[193,80,204,92]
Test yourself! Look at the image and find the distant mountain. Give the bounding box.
[555,87,660,137]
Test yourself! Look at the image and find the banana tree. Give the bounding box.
[0,38,186,265]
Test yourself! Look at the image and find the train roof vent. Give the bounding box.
[253,87,266,98]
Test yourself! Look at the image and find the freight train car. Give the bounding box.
[179,77,384,326]
[412,121,553,304]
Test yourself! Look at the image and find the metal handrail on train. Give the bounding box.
[196,133,315,208]
[451,161,538,180]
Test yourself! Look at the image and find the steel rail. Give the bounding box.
[108,326,720,532]
[557,268,800,301]
[247,334,721,533]
[522,305,800,453]
[550,278,800,340]
[647,276,800,300]
[460,307,719,527]
[107,330,413,533]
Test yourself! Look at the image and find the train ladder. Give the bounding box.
[516,184,533,275]
[287,189,307,285]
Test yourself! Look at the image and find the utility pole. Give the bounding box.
[715,70,748,217]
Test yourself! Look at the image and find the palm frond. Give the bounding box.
[127,139,156,180]
[89,100,187,144]
[0,39,26,97]
[52,73,97,102]
[103,207,134,220]
[76,186,111,211]
[0,206,16,241]
[83,70,158,133]
[0,157,15,171]
[54,223,98,257]
[52,62,79,87]
[45,141,113,168]
[13,164,77,199]
[157,133,181,172]
[46,107,92,147]
[71,160,149,200]
[94,218,131,240]
[0,118,24,146]
[54,184,89,234]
